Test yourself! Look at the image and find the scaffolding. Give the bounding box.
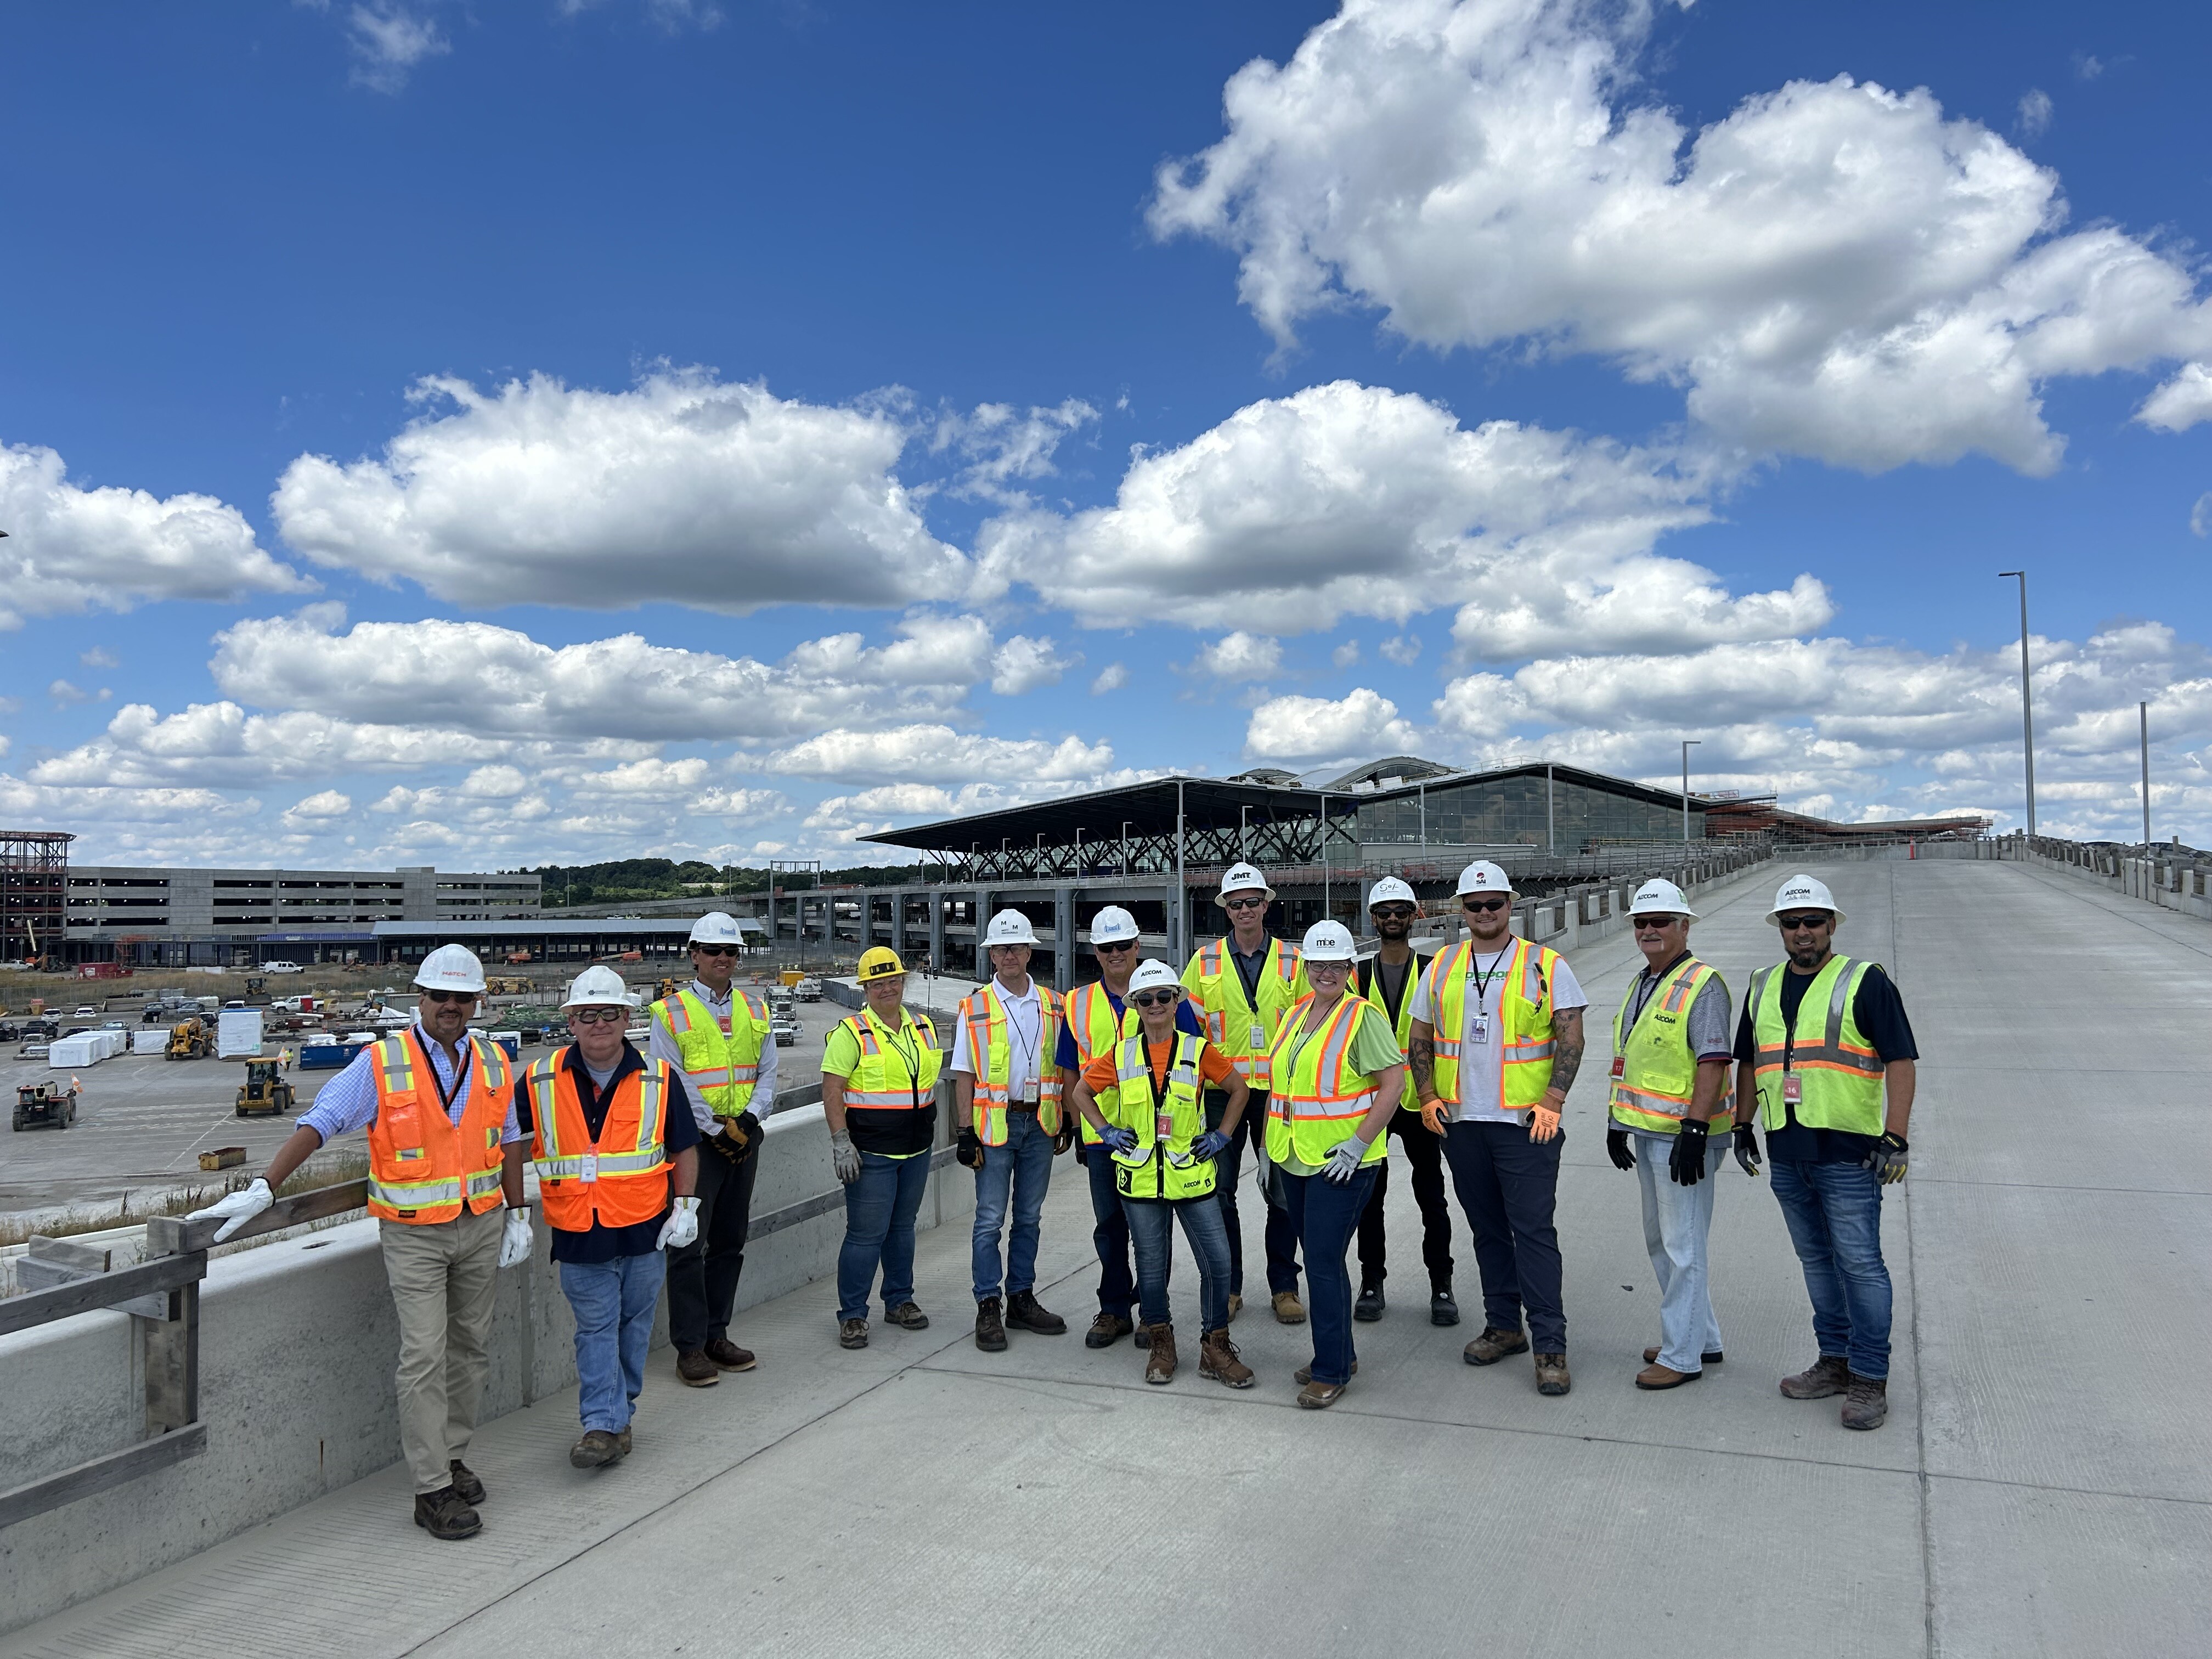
[2,830,74,965]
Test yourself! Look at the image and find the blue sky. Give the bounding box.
[4,0,2208,868]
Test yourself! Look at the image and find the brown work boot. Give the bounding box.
[1841,1372,1889,1430]
[413,1485,481,1541]
[1086,1311,1135,1348]
[616,1425,632,1457]
[1780,1354,1850,1400]
[1635,1362,1700,1390]
[1135,1322,1153,1350]
[1199,1329,1254,1389]
[447,1459,485,1505]
[675,1348,720,1387]
[884,1301,930,1330]
[705,1337,757,1372]
[1534,1353,1572,1396]
[975,1295,1008,1352]
[569,1429,623,1469]
[1463,1326,1530,1366]
[1296,1379,1346,1409]
[1271,1290,1307,1325]
[1006,1289,1067,1334]
[1145,1324,1179,1384]
[1293,1359,1359,1385]
[1646,1346,1724,1365]
[1227,1292,1243,1322]
[839,1317,870,1350]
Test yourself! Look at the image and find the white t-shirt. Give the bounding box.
[950,977,1045,1102]
[1408,944,1588,1125]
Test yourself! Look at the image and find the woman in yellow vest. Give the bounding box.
[822,947,944,1351]
[1266,921,1406,1408]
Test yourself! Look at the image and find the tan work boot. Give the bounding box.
[1293,1359,1359,1385]
[1272,1290,1307,1325]
[1462,1326,1529,1366]
[1780,1354,1850,1400]
[1534,1352,1571,1396]
[1199,1329,1254,1389]
[1145,1324,1178,1384]
[1841,1372,1889,1430]
[1645,1346,1723,1365]
[1296,1379,1346,1409]
[1227,1292,1243,1322]
[1635,1362,1700,1390]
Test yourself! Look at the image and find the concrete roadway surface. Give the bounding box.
[0,1004,835,1224]
[4,858,2205,1658]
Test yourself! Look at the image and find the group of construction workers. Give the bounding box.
[189,859,1917,1539]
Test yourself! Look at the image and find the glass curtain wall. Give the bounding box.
[1356,775,1703,850]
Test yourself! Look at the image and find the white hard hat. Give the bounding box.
[984,909,1040,947]
[1455,860,1516,898]
[1088,905,1141,945]
[1218,862,1273,900]
[1767,874,1846,927]
[688,911,744,946]
[413,943,487,995]
[562,964,636,1009]
[1301,920,1358,962]
[1366,876,1417,910]
[1628,878,1697,918]
[1127,959,1181,996]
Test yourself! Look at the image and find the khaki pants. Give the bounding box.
[380,1203,503,1494]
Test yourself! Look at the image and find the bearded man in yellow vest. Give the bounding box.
[1181,861,1310,1325]
[190,944,528,1541]
[952,910,1070,1353]
[1605,879,1734,1392]
[646,912,776,1388]
[1731,874,1919,1432]
[1409,860,1589,1398]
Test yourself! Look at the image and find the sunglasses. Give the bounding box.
[421,989,479,1006]
[1094,939,1137,954]
[1633,916,1681,929]
[692,945,740,957]
[1778,913,1832,930]
[1130,990,1178,1008]
[1370,904,1416,921]
[1461,896,1509,913]
[1223,896,1267,912]
[569,1006,628,1025]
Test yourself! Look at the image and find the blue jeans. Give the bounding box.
[1282,1166,1376,1387]
[972,1111,1054,1303]
[1770,1157,1892,1379]
[838,1150,931,1322]
[1081,1142,1138,1319]
[1206,1091,1301,1296]
[1631,1130,1728,1372]
[558,1250,667,1434]
[1442,1119,1567,1352]
[1124,1195,1231,1334]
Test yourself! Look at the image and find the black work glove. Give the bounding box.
[1732,1122,1763,1178]
[955,1128,984,1170]
[1668,1119,1710,1187]
[1864,1131,1909,1185]
[1605,1127,1635,1171]
[1051,1123,1076,1156]
[727,1110,762,1160]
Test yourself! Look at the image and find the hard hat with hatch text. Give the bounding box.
[1767,874,1845,927]
[688,912,744,946]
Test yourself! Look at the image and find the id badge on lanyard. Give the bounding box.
[1781,1073,1802,1105]
[1468,1012,1491,1045]
[1249,1022,1267,1052]
[580,1152,600,1184]
[1610,1054,1625,1081]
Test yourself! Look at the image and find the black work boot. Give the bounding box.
[1430,1286,1460,1326]
[413,1485,481,1541]
[974,1295,1008,1352]
[1353,1281,1385,1322]
[1006,1289,1067,1334]
[448,1459,486,1505]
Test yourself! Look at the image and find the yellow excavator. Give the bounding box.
[167,1017,210,1060]
[234,1057,296,1118]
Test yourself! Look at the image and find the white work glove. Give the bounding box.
[1322,1137,1372,1183]
[188,1177,272,1243]
[656,1195,701,1251]
[830,1130,861,1185]
[498,1207,534,1268]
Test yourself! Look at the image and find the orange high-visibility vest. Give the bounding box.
[523,1051,672,1232]
[365,1031,512,1224]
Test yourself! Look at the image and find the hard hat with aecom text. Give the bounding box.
[1365,876,1418,910]
[1301,920,1359,962]
[562,965,636,1009]
[857,946,907,981]
[1218,862,1273,900]
[1455,860,1516,898]
[1628,878,1697,918]
[1088,905,1141,944]
[1126,959,1181,996]
[688,911,744,946]
[1767,874,1846,927]
[413,943,487,995]
[984,909,1040,947]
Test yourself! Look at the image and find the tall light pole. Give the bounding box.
[1120,820,1132,877]
[2140,701,2152,848]
[1240,803,1251,859]
[1999,570,2036,840]
[1680,740,1701,843]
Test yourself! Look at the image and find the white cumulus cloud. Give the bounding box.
[2138,363,2212,433]
[754,724,1116,786]
[990,634,1079,695]
[1245,686,1417,760]
[1192,631,1283,680]
[1091,662,1130,694]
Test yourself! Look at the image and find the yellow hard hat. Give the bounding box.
[857,946,907,981]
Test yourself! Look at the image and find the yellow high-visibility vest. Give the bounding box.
[1608,955,1731,1135]
[1418,936,1561,1110]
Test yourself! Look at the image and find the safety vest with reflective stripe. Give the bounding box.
[1110,1030,1217,1201]
[651,986,770,1118]
[1356,949,1432,1113]
[1746,956,1887,1136]
[364,1031,512,1224]
[1181,937,1308,1090]
[1265,994,1389,1167]
[959,981,1064,1143]
[1418,936,1561,1110]
[838,1007,943,1108]
[1064,981,1140,1144]
[524,1051,672,1231]
[1609,955,1733,1136]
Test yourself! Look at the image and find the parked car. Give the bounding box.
[263,960,304,974]
[73,1005,97,1019]
[0,1023,19,1042]
[770,1015,802,1047]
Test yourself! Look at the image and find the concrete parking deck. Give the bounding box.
[4,858,2205,1658]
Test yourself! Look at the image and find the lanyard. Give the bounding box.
[874,1010,924,1107]
[998,985,1038,1088]
[414,1029,469,1118]
[1465,941,1514,1012]
[1630,951,1691,1026]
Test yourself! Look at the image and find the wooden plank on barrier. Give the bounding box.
[0,1425,207,1532]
